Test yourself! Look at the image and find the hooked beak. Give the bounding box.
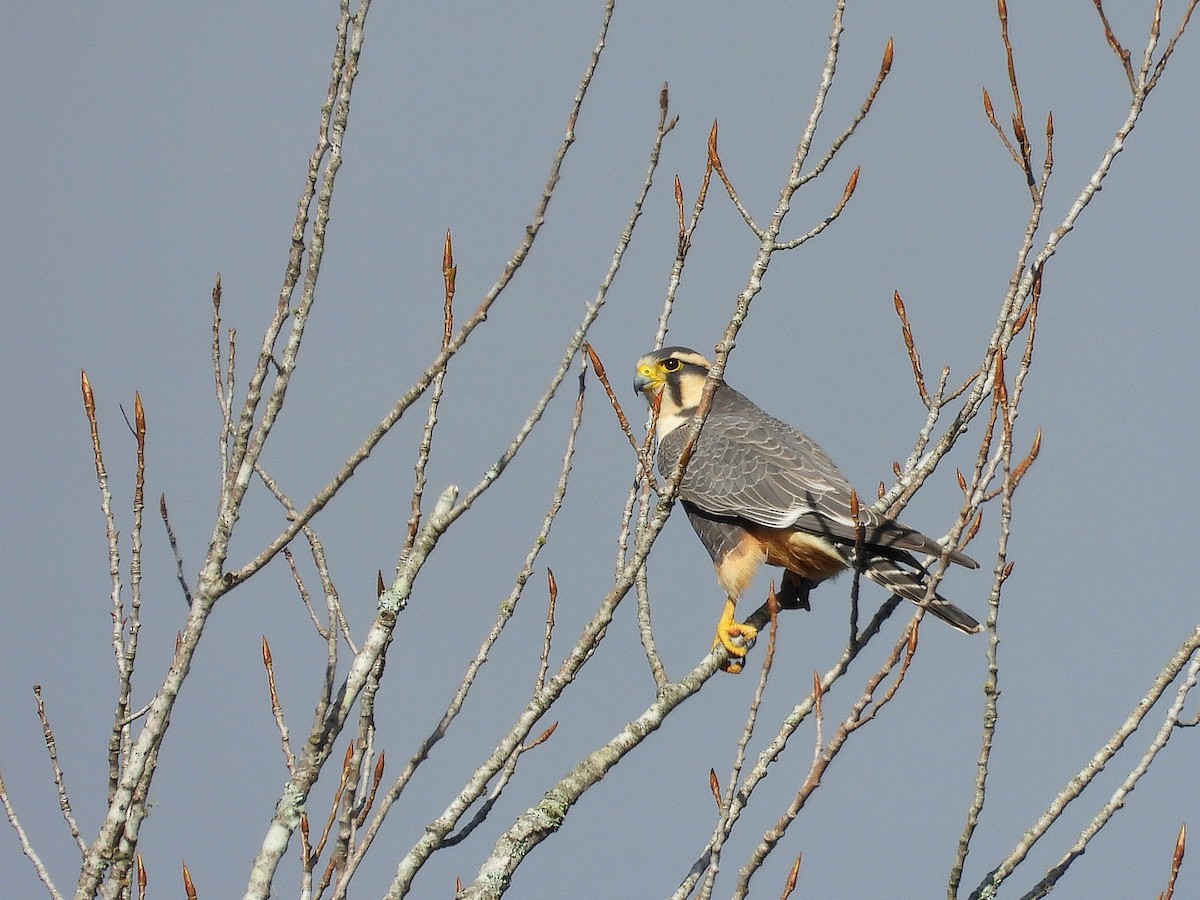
[633,366,661,397]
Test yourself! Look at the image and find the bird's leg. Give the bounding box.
[714,595,758,674]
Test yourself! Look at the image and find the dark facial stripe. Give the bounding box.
[668,378,685,410]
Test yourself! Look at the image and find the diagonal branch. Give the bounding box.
[969,626,1200,900]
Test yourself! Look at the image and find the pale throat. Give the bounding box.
[650,376,705,439]
[654,403,696,439]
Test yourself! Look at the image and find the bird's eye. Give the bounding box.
[662,358,681,372]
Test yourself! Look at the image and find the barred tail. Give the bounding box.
[862,555,981,634]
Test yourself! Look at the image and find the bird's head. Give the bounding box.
[634,347,713,432]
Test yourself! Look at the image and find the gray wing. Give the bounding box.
[659,385,976,568]
[657,386,849,528]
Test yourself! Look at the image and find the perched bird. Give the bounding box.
[634,346,979,672]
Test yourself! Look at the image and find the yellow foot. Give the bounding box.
[713,596,759,674]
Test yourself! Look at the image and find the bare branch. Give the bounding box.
[159,494,193,605]
[733,618,923,897]
[1,764,64,900]
[893,291,931,408]
[969,627,1200,899]
[261,638,295,774]
[780,854,802,899]
[708,120,765,239]
[536,569,559,696]
[1147,0,1200,92]
[586,343,658,489]
[31,687,85,854]
[697,587,781,900]
[1092,0,1137,88]
[1159,823,1187,900]
[404,230,457,554]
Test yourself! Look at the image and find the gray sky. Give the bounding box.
[3,3,1197,898]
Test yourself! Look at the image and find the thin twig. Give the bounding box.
[733,618,922,897]
[794,36,893,190]
[348,65,678,894]
[211,273,236,485]
[1147,0,1200,92]
[33,687,85,853]
[893,291,931,408]
[159,493,193,605]
[634,562,670,690]
[354,751,386,828]
[261,638,296,774]
[284,548,328,640]
[257,464,356,652]
[235,0,615,593]
[1018,655,1198,898]
[1092,0,1136,88]
[772,165,861,250]
[535,570,558,696]
[0,766,64,900]
[404,230,457,554]
[80,372,129,812]
[697,587,780,900]
[780,854,802,900]
[1015,645,1200,900]
[1159,823,1186,900]
[708,120,765,239]
[337,353,592,897]
[968,626,1200,900]
[671,598,903,900]
[79,5,371,892]
[312,743,355,866]
[585,343,658,489]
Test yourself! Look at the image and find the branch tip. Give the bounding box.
[840,166,860,207]
[586,342,658,487]
[966,510,983,545]
[81,370,95,413]
[134,392,145,440]
[781,853,803,898]
[1011,427,1042,487]
[893,291,930,407]
[523,722,559,752]
[675,174,686,241]
[1162,821,1186,900]
[374,749,386,781]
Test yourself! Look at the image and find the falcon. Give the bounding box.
[634,346,979,673]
